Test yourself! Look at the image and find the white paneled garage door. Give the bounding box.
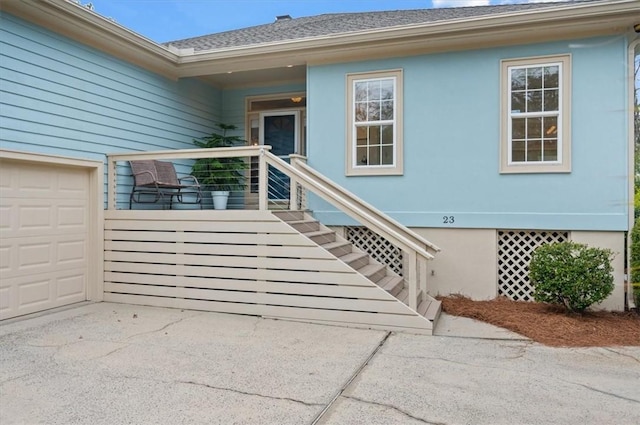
[0,160,90,320]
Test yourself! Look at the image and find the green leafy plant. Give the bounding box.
[631,219,640,310]
[191,123,247,192]
[529,241,614,314]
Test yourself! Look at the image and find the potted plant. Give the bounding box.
[192,123,247,209]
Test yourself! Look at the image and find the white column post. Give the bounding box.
[289,155,300,210]
[107,157,116,210]
[258,148,268,210]
[407,250,418,310]
[418,255,428,303]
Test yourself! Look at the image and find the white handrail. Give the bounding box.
[293,158,440,255]
[106,146,269,210]
[263,150,439,261]
[109,146,268,162]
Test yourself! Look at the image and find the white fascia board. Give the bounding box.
[3,0,638,78]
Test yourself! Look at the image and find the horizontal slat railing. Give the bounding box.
[103,209,434,333]
[106,145,441,313]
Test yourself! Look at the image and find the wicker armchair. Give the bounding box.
[129,160,202,209]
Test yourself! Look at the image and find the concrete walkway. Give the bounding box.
[1,302,638,425]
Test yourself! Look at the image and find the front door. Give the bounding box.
[260,111,299,200]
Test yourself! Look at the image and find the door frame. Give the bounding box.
[258,110,301,156]
[245,92,306,154]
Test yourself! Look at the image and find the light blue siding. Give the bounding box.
[0,13,221,205]
[307,36,630,231]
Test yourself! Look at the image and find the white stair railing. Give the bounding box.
[261,149,441,310]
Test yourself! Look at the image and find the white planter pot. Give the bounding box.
[211,190,230,210]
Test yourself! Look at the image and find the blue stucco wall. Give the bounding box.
[307,36,630,231]
[0,13,222,205]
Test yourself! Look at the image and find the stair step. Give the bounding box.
[396,288,424,310]
[322,240,352,257]
[417,299,430,316]
[304,229,336,244]
[397,288,408,303]
[272,210,305,221]
[357,263,386,283]
[287,219,320,233]
[339,252,369,270]
[423,299,442,322]
[377,275,404,296]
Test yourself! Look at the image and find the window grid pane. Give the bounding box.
[353,76,396,168]
[509,62,561,164]
[355,124,394,166]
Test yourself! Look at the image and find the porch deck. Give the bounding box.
[106,147,441,334]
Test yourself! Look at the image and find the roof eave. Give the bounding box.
[2,0,638,80]
[1,0,180,80]
[175,0,640,76]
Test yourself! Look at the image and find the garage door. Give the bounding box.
[0,160,90,320]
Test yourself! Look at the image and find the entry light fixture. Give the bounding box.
[291,96,303,103]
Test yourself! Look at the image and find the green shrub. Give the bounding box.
[631,218,640,309]
[529,241,614,313]
[633,283,640,311]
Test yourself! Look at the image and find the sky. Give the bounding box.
[79,0,564,43]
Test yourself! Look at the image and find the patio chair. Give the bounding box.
[129,160,202,209]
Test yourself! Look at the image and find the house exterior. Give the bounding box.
[1,0,639,324]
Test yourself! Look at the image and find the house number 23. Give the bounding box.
[443,216,455,224]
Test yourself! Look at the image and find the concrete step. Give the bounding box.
[376,275,404,296]
[339,252,369,270]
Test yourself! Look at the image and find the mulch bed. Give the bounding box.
[437,295,640,347]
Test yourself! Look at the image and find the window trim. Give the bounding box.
[346,69,403,176]
[500,54,571,174]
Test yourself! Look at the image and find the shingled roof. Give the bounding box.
[165,1,586,51]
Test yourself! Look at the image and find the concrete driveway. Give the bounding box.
[1,302,638,425]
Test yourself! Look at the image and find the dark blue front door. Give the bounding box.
[263,114,296,200]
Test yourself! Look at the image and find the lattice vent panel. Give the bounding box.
[498,230,569,301]
[345,226,403,276]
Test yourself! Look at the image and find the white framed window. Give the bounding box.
[346,70,403,176]
[500,55,571,173]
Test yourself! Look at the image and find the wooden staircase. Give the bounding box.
[273,210,442,329]
[106,148,441,334]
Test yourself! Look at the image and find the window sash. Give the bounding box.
[352,76,397,168]
[507,62,563,165]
